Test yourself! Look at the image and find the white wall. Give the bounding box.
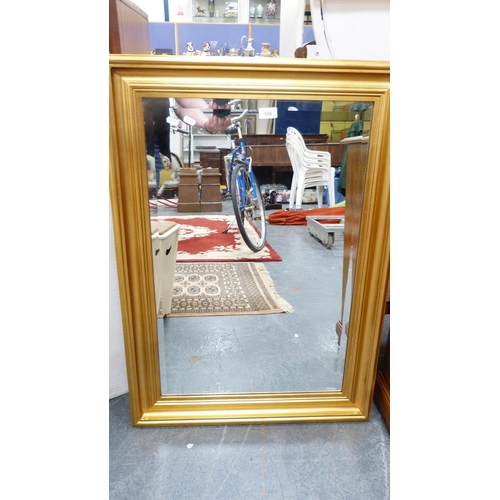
[279,0,306,58]
[109,0,165,400]
[312,0,390,61]
[278,0,389,60]
[109,0,390,398]
[134,0,166,21]
[109,201,128,398]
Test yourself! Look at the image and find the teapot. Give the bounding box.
[240,36,255,57]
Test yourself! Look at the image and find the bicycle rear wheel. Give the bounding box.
[231,161,267,252]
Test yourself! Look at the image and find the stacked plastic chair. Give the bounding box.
[286,127,335,209]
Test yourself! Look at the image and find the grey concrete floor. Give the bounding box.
[156,201,349,394]
[109,394,390,500]
[109,199,390,499]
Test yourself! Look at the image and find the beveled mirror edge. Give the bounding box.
[109,56,390,426]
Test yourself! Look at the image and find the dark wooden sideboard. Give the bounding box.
[109,0,151,54]
[244,134,330,145]
[198,134,345,186]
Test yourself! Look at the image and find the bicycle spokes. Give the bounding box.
[231,162,267,252]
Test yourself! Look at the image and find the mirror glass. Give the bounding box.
[143,96,372,395]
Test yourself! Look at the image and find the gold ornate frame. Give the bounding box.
[109,55,390,426]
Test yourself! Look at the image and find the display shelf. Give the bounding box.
[183,1,280,24]
[248,17,280,25]
[248,1,280,24]
[192,0,239,22]
[192,16,238,23]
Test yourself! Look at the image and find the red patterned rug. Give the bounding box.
[151,214,282,262]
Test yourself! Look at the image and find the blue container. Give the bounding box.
[324,181,345,206]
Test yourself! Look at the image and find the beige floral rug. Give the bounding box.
[167,262,293,317]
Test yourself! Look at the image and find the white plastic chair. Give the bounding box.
[286,127,335,209]
[150,219,180,316]
[150,222,162,315]
[157,221,179,316]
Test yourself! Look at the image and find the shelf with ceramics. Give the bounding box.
[186,1,280,24]
[192,1,239,22]
[249,1,280,24]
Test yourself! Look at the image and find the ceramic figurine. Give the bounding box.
[261,42,271,57]
[256,4,263,18]
[250,5,256,18]
[202,42,211,55]
[186,42,195,55]
[265,1,276,18]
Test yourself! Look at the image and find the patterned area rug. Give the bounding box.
[167,262,293,317]
[152,215,281,262]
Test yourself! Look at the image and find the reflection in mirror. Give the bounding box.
[143,97,372,395]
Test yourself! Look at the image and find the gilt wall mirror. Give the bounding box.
[109,55,390,426]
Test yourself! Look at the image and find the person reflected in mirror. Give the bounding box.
[143,98,232,191]
[337,113,364,197]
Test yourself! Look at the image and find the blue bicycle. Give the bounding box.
[224,121,267,252]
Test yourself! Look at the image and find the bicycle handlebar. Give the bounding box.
[230,107,249,123]
[214,98,248,124]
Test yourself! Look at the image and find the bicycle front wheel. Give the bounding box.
[231,161,267,252]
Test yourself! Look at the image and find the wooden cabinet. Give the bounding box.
[199,134,345,187]
[374,332,390,432]
[374,289,390,432]
[199,149,228,186]
[109,0,150,54]
[244,133,329,145]
[336,137,369,342]
[247,136,344,184]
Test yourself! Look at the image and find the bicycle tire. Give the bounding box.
[231,161,267,252]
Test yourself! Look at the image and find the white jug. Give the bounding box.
[241,36,255,57]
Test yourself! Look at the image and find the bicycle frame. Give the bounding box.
[227,123,257,198]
